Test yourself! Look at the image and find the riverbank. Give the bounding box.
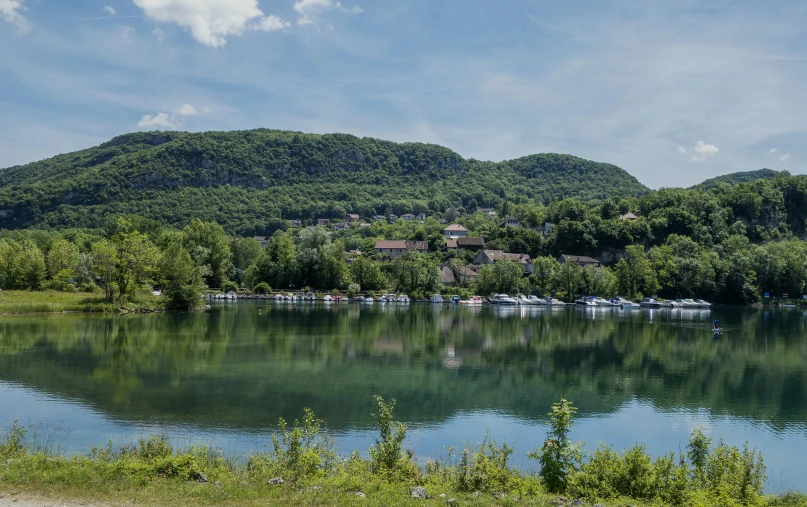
[0,291,162,314]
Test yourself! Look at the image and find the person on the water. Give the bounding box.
[713,320,720,332]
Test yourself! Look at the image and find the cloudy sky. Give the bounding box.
[0,0,804,187]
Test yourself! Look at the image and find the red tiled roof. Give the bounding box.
[446,239,458,249]
[457,237,485,247]
[444,224,468,232]
[376,240,407,249]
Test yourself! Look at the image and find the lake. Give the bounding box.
[0,302,805,491]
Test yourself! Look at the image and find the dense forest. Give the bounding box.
[0,130,648,231]
[693,169,782,190]
[0,130,805,306]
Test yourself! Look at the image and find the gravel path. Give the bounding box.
[0,493,115,507]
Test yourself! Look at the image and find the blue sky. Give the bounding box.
[1,0,805,188]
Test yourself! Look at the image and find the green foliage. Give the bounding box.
[456,433,515,493]
[476,260,524,295]
[368,396,412,477]
[615,245,658,300]
[0,239,47,290]
[221,281,238,293]
[349,256,386,291]
[0,420,27,459]
[529,399,584,493]
[252,282,271,294]
[266,408,337,480]
[160,241,205,310]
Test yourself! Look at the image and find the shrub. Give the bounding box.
[457,433,515,493]
[0,420,27,459]
[528,398,583,493]
[347,283,361,298]
[253,282,271,294]
[265,408,336,481]
[368,396,413,478]
[221,281,238,293]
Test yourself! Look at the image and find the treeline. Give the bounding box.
[0,130,648,231]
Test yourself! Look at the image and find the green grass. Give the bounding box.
[0,290,162,314]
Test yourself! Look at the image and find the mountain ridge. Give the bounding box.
[0,129,649,231]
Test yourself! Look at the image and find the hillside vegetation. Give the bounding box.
[0,130,648,232]
[694,169,782,190]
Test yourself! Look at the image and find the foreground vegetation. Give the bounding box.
[0,290,160,314]
[1,398,804,507]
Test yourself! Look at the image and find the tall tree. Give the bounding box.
[614,245,659,300]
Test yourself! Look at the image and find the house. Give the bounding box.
[500,216,521,228]
[477,208,498,217]
[401,214,416,221]
[619,213,638,221]
[317,218,331,226]
[375,240,429,258]
[457,237,485,249]
[446,239,458,250]
[416,213,427,221]
[334,222,350,231]
[253,236,269,248]
[543,222,555,236]
[388,214,399,223]
[458,264,481,283]
[474,250,533,274]
[443,224,469,239]
[373,215,387,222]
[558,254,601,268]
[289,219,302,227]
[346,214,360,223]
[440,266,456,285]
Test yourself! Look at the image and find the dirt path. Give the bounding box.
[0,492,117,507]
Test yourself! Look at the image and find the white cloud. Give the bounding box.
[153,27,165,42]
[690,141,719,162]
[294,0,361,26]
[177,103,197,116]
[0,0,31,32]
[133,0,289,47]
[117,25,135,39]
[769,147,777,154]
[677,145,686,154]
[103,6,116,15]
[779,154,790,162]
[137,112,182,130]
[202,107,212,113]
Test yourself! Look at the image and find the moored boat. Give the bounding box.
[489,294,518,305]
[640,298,662,308]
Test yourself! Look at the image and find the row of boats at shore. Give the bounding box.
[210,291,711,309]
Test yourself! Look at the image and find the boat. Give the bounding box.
[460,295,484,305]
[695,299,712,308]
[382,294,398,303]
[489,294,518,305]
[546,298,566,306]
[304,292,316,301]
[640,298,662,308]
[516,295,531,305]
[528,295,546,305]
[450,295,461,304]
[362,296,374,303]
[431,294,444,303]
[593,297,615,307]
[610,297,640,309]
[226,291,238,300]
[272,294,284,301]
[397,295,410,303]
[323,295,333,302]
[575,296,598,306]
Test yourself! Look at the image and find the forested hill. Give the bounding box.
[0,129,648,232]
[694,169,782,190]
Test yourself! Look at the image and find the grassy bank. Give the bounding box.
[0,290,162,314]
[2,400,806,507]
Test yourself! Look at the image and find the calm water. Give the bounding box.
[1,303,806,491]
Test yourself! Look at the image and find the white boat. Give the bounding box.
[489,294,518,305]
[431,294,444,303]
[527,295,545,305]
[460,295,484,305]
[593,297,615,307]
[272,294,284,301]
[450,295,461,304]
[640,298,662,308]
[323,295,333,302]
[575,296,598,306]
[546,298,566,306]
[226,291,238,300]
[362,296,374,303]
[695,299,712,308]
[611,297,640,309]
[516,295,531,305]
[397,295,410,303]
[382,294,398,303]
[304,292,316,301]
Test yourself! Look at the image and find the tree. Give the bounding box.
[92,239,117,302]
[531,256,559,295]
[47,239,79,278]
[614,245,658,300]
[390,253,440,297]
[552,261,585,302]
[182,219,232,288]
[247,231,300,290]
[74,253,95,286]
[231,237,263,270]
[349,256,386,291]
[476,260,523,295]
[160,241,205,310]
[112,225,160,301]
[0,239,46,290]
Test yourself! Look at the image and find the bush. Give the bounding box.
[457,433,515,493]
[0,420,27,459]
[221,281,238,293]
[528,398,583,493]
[368,396,414,478]
[253,282,271,294]
[265,408,337,481]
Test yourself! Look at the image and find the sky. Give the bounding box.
[0,0,805,188]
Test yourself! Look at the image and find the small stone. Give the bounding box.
[571,500,586,507]
[192,472,209,483]
[307,486,322,491]
[551,497,569,506]
[354,492,366,498]
[445,498,457,506]
[439,493,447,498]
[267,477,285,485]
[410,487,428,499]
[472,491,481,497]
[3,459,15,465]
[214,481,222,488]
[494,492,506,500]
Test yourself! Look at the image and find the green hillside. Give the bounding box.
[693,169,782,190]
[0,129,649,232]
